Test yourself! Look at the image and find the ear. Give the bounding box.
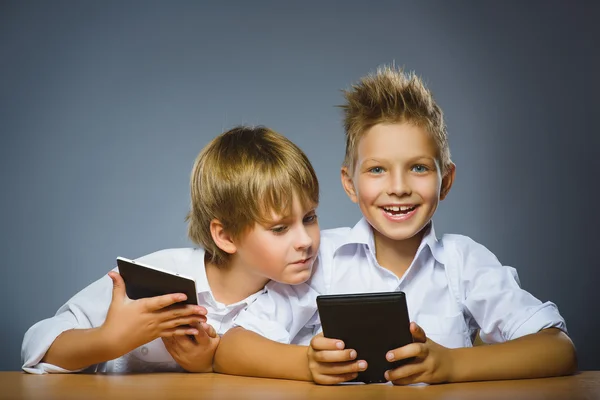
[209,219,237,255]
[341,166,358,204]
[440,163,456,201]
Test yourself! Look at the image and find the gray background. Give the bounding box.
[1,0,598,371]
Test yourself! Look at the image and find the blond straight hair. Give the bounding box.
[187,126,319,265]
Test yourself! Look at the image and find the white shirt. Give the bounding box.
[21,248,266,374]
[235,218,567,348]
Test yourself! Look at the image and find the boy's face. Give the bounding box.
[342,122,454,244]
[233,194,320,285]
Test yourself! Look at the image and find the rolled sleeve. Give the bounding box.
[459,239,567,343]
[233,282,319,344]
[21,273,114,374]
[509,301,567,339]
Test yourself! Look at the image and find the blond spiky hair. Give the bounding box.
[340,65,451,174]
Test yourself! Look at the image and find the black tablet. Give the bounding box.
[116,257,199,305]
[316,291,413,384]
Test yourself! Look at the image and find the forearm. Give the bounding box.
[448,328,577,382]
[214,327,312,381]
[42,328,120,371]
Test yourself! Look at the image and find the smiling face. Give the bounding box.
[342,122,455,247]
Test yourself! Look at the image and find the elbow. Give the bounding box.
[564,338,578,376]
[212,327,242,374]
[555,330,578,376]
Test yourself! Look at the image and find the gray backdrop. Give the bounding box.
[1,0,598,371]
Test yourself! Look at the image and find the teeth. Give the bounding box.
[383,205,415,212]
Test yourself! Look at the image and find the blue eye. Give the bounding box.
[369,167,384,174]
[412,165,428,173]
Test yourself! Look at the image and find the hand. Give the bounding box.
[307,333,367,384]
[384,322,454,385]
[102,271,208,358]
[162,322,220,372]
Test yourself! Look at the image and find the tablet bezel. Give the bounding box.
[316,291,413,384]
[116,256,199,305]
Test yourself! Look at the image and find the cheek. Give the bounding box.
[309,226,321,248]
[356,178,380,202]
[414,177,441,198]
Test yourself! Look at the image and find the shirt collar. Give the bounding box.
[335,217,442,264]
[184,248,213,295]
[191,247,267,306]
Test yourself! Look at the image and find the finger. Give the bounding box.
[141,293,188,312]
[410,322,427,343]
[312,349,357,363]
[108,271,126,303]
[385,360,424,382]
[156,304,207,320]
[163,303,208,316]
[160,326,200,338]
[386,342,426,363]
[160,316,206,330]
[200,322,218,339]
[311,334,345,351]
[314,360,367,375]
[314,372,358,385]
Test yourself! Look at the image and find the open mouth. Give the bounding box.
[382,205,418,216]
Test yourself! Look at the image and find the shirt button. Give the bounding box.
[141,346,149,356]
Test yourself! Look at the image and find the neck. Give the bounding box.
[372,228,426,279]
[204,256,269,305]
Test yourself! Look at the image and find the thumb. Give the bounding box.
[410,321,427,343]
[201,322,218,339]
[108,271,126,303]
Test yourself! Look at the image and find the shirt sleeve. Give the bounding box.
[233,282,319,344]
[21,272,114,374]
[457,237,567,343]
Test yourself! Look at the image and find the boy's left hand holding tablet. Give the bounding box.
[383,322,453,385]
[162,322,220,373]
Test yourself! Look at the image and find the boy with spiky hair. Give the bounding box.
[22,126,321,374]
[215,66,577,384]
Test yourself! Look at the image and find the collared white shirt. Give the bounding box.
[21,248,266,374]
[235,218,566,348]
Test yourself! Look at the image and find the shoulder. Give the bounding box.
[319,226,353,252]
[321,226,352,241]
[437,234,501,266]
[134,248,205,270]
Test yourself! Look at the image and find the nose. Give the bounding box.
[387,170,412,197]
[294,226,313,251]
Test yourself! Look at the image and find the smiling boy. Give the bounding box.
[214,67,576,384]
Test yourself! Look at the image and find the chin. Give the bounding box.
[373,222,425,242]
[282,270,312,285]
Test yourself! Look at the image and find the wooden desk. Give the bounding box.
[2,371,599,400]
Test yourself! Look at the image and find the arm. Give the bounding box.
[386,324,576,384]
[41,327,119,371]
[387,237,577,384]
[31,272,206,372]
[448,327,576,382]
[214,327,312,380]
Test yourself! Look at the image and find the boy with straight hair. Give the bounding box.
[22,126,321,374]
[214,67,577,384]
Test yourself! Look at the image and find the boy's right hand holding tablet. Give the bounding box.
[307,333,366,384]
[42,271,208,371]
